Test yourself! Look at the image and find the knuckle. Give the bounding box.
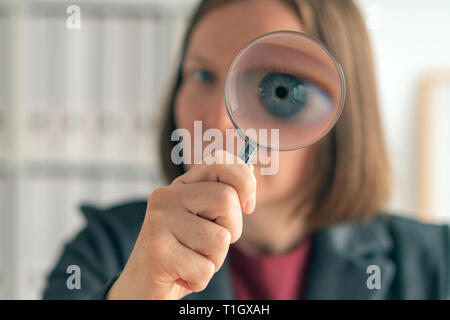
[190,262,214,292]
[217,185,237,205]
[201,260,216,278]
[202,261,216,278]
[189,281,208,292]
[231,226,242,243]
[148,186,169,208]
[212,227,231,249]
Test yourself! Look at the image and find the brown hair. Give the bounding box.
[159,0,391,230]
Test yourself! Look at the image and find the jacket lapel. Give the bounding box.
[303,217,396,299]
[184,217,396,300]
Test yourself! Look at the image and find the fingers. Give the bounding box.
[175,182,243,242]
[154,181,243,243]
[168,208,232,271]
[174,150,257,213]
[165,239,216,293]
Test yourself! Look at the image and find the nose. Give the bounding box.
[204,90,234,132]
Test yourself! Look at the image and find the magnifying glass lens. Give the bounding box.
[225,31,345,159]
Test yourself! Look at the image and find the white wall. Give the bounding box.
[357,0,450,217]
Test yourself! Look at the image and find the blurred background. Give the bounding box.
[0,0,449,299]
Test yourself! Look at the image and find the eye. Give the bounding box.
[193,69,213,83]
[258,73,308,118]
[230,67,334,125]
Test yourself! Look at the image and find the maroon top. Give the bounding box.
[228,237,312,300]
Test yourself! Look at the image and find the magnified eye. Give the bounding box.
[254,70,334,124]
[224,32,345,151]
[258,73,307,118]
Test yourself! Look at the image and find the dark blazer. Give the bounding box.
[42,200,450,300]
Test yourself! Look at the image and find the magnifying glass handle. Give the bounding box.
[237,140,257,165]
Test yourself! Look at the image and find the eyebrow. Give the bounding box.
[183,52,214,66]
[237,42,342,102]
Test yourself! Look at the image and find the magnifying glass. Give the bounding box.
[224,30,346,164]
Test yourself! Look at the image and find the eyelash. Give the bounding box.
[197,70,214,81]
[250,64,332,95]
[184,68,214,84]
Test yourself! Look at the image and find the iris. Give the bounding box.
[258,73,307,118]
[193,69,213,82]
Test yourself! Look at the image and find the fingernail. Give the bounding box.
[244,193,256,213]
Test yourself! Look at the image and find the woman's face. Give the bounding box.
[175,0,317,206]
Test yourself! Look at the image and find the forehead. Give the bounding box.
[186,0,305,67]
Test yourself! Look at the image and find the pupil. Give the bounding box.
[275,86,288,99]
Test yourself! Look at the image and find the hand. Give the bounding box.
[106,150,257,299]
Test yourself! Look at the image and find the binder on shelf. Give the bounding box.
[116,17,140,164]
[17,174,71,299]
[98,16,123,165]
[0,16,11,162]
[0,168,14,300]
[19,15,50,161]
[137,16,158,165]
[43,17,68,162]
[0,174,7,300]
[167,13,188,77]
[16,175,46,299]
[64,13,86,163]
[0,108,7,162]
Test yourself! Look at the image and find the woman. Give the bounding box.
[43,0,450,300]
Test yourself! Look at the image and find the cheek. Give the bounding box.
[175,86,213,170]
[255,149,311,202]
[175,88,202,132]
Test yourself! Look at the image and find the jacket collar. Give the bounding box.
[303,216,396,299]
[184,216,396,300]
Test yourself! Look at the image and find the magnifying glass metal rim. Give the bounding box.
[224,30,346,153]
